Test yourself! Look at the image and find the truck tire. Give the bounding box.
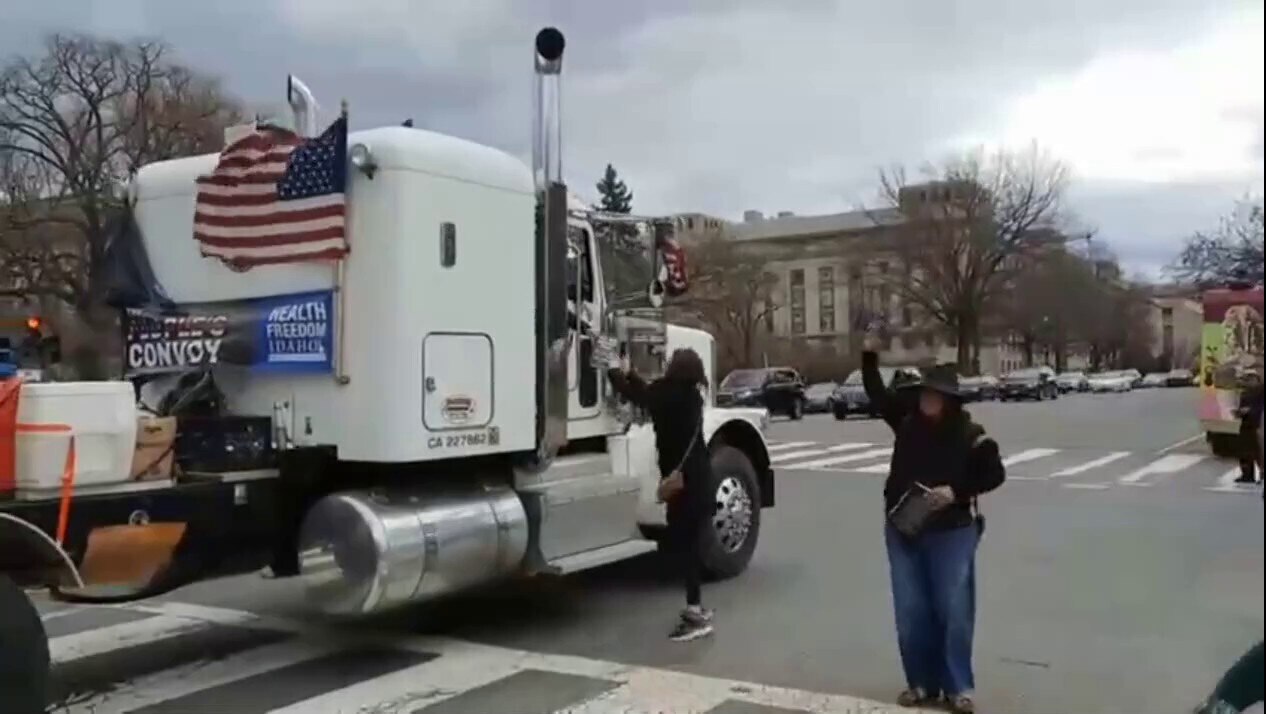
[698,445,761,580]
[0,575,50,714]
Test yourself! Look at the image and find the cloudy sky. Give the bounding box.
[4,0,1262,276]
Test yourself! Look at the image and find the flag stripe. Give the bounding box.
[195,222,345,247]
[198,172,288,187]
[201,245,349,264]
[195,194,339,217]
[194,202,344,229]
[195,190,282,206]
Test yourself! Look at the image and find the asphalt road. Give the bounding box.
[35,387,1264,713]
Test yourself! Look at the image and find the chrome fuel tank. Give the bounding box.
[297,485,529,615]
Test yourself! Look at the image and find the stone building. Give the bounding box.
[673,185,1028,379]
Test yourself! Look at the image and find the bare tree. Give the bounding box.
[1075,252,1155,371]
[1169,195,1264,287]
[673,229,780,368]
[870,143,1069,371]
[0,34,240,313]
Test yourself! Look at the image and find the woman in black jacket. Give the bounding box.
[862,339,1006,714]
[608,348,714,642]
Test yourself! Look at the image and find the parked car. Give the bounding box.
[716,366,808,419]
[1165,368,1194,387]
[1141,372,1168,388]
[1123,368,1144,387]
[1056,370,1090,393]
[960,374,1000,402]
[999,366,1060,401]
[832,365,921,419]
[1088,370,1135,393]
[804,382,837,414]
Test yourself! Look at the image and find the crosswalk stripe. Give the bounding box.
[1049,452,1131,477]
[788,447,893,470]
[61,639,335,714]
[1117,453,1206,485]
[1002,448,1060,467]
[771,442,873,463]
[856,461,892,474]
[766,440,817,452]
[41,601,911,714]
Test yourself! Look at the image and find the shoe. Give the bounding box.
[896,688,940,707]
[1235,476,1256,484]
[668,607,714,642]
[948,694,976,713]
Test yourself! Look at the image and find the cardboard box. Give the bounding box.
[131,416,176,481]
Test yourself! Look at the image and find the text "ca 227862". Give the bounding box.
[427,431,489,449]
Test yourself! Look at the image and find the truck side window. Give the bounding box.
[440,222,457,267]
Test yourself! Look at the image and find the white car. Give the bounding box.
[1088,371,1134,393]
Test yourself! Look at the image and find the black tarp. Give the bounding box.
[100,202,175,311]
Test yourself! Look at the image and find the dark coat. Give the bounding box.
[862,351,1006,531]
[607,368,709,510]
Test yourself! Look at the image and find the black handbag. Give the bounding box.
[887,482,939,539]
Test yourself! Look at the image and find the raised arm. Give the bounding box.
[862,350,907,431]
[607,367,653,410]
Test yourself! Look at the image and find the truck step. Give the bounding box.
[541,538,658,575]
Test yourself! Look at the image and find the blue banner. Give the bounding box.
[124,289,335,377]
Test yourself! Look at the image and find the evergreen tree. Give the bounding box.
[595,164,633,214]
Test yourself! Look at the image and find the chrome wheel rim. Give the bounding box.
[712,475,753,553]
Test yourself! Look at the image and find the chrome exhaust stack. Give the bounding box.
[532,27,569,469]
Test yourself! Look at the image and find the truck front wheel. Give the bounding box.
[698,445,761,580]
[0,574,50,714]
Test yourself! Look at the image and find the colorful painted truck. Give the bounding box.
[1197,285,1264,457]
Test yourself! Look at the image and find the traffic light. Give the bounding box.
[25,316,41,335]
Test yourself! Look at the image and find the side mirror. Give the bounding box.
[647,280,664,308]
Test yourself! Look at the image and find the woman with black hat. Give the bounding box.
[861,331,1006,714]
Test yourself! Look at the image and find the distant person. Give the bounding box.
[608,348,714,642]
[861,327,1006,714]
[1235,374,1263,484]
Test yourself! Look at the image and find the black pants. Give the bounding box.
[1240,418,1261,481]
[667,498,703,607]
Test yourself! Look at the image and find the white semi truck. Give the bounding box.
[0,28,774,709]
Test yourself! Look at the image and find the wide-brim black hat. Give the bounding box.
[897,364,963,399]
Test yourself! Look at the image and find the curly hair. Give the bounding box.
[663,347,707,387]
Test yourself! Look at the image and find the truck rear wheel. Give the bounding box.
[0,575,50,714]
[698,445,761,580]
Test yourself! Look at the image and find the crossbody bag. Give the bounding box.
[657,421,702,504]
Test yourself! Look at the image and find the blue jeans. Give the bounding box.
[884,523,979,697]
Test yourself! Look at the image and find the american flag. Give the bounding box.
[194,116,348,270]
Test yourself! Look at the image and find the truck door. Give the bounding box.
[567,224,603,422]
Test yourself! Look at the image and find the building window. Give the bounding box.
[818,266,835,333]
[789,269,805,335]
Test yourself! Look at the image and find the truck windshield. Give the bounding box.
[592,220,656,310]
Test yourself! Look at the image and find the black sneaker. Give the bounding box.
[668,607,714,642]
